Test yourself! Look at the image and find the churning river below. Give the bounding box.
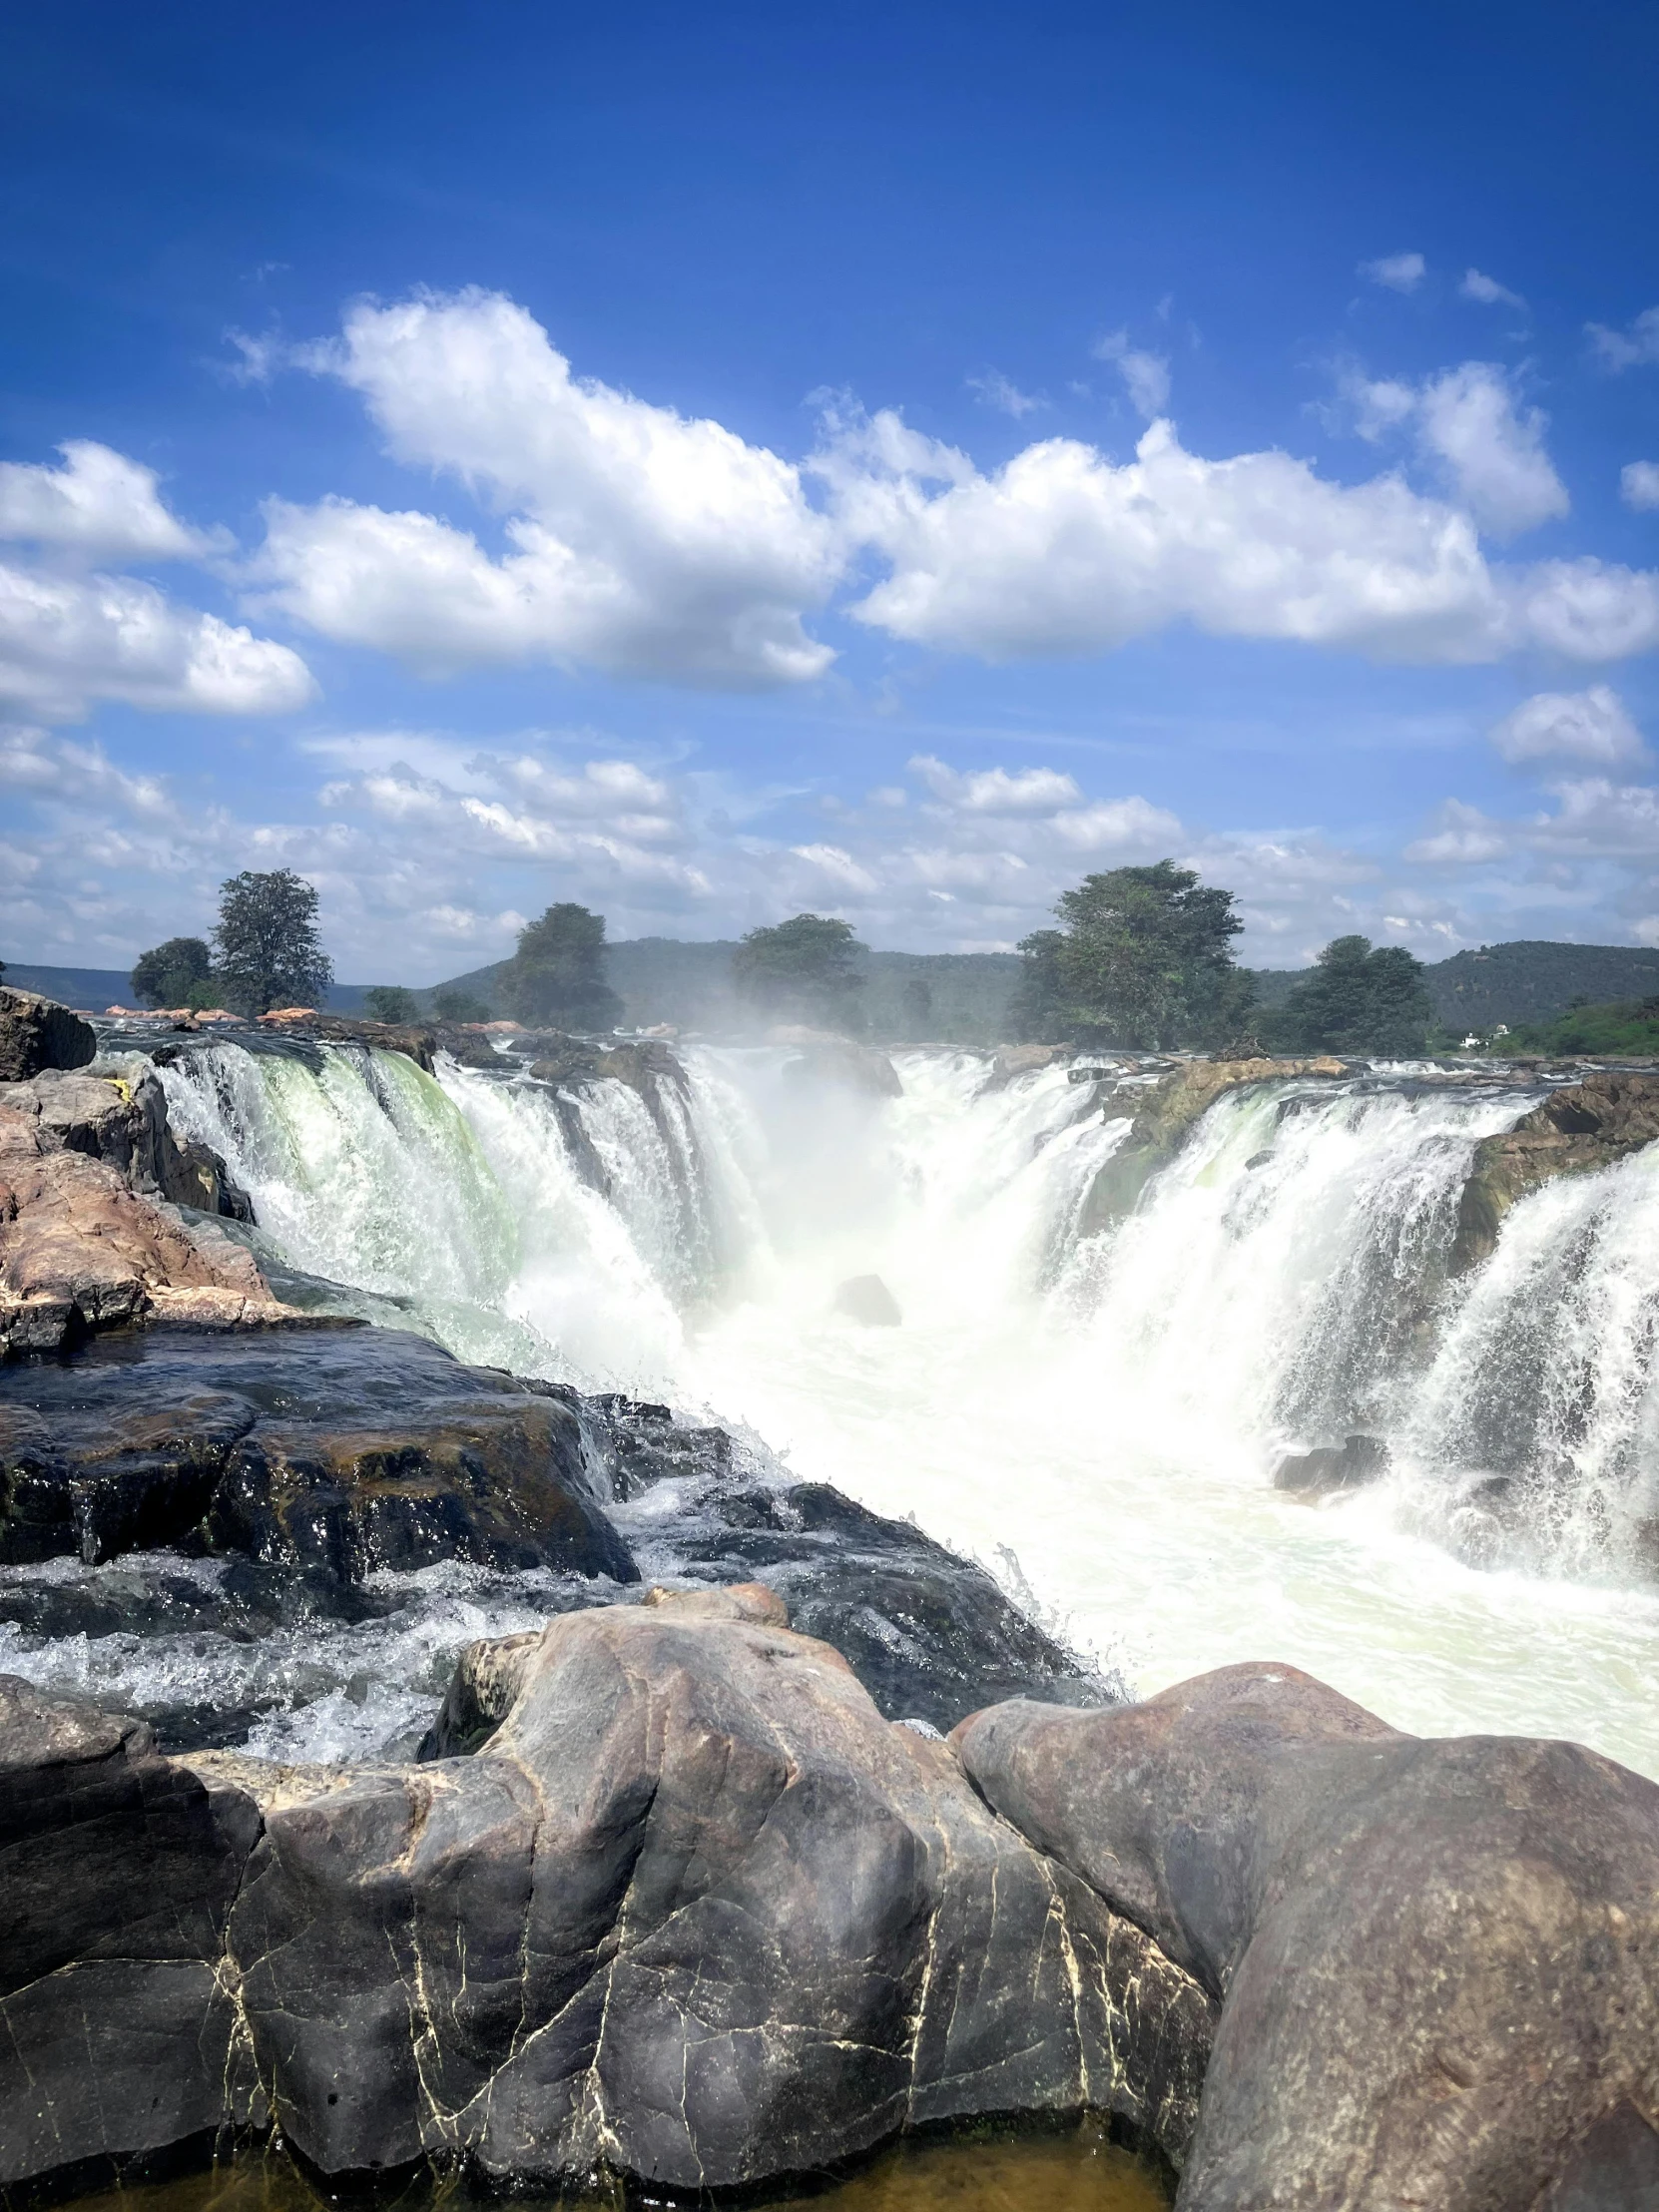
[77,1032,1657,1784]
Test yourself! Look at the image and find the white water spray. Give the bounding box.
[154,1040,1659,1774]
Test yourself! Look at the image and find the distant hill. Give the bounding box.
[1,962,376,1015]
[10,935,1657,1042]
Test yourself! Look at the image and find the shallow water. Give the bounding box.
[66,2120,1169,2212]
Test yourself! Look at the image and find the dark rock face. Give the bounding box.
[0,989,96,1083]
[601,1397,1117,1734]
[219,1587,1213,2190]
[1272,1431,1386,1498]
[955,1664,1659,2211]
[0,1675,263,2191]
[1451,1070,1659,1273]
[0,1325,635,1583]
[2,1066,254,1221]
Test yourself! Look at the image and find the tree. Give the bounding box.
[212,870,332,1016]
[432,986,494,1024]
[901,976,933,1036]
[1017,861,1253,1048]
[364,985,421,1025]
[1271,935,1433,1056]
[498,904,622,1029]
[733,913,867,1034]
[131,936,213,1010]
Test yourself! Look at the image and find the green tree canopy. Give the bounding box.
[499,904,622,1029]
[1016,861,1253,1047]
[363,985,421,1025]
[733,913,867,1034]
[432,986,494,1024]
[212,870,332,1016]
[131,935,213,1009]
[1271,935,1433,1056]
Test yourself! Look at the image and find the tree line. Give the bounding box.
[127,860,1436,1054]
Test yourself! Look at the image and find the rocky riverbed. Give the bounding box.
[3,987,1659,2208]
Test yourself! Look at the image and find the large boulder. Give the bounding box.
[954,1664,1659,2211]
[0,1676,263,2191]
[1451,1070,1659,1273]
[0,987,95,1082]
[209,1586,1213,2190]
[783,1042,904,1098]
[1,1065,253,1219]
[1,1087,283,1357]
[1079,1058,1345,1233]
[0,1323,637,1581]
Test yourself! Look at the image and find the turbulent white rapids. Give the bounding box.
[154,1038,1659,1775]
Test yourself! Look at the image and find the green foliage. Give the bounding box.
[432,986,495,1024]
[131,936,213,1010]
[900,976,933,1036]
[499,904,622,1029]
[364,985,421,1025]
[733,913,867,1034]
[212,870,332,1017]
[1267,935,1433,1056]
[1486,996,1659,1057]
[1016,861,1251,1048]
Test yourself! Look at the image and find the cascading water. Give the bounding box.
[129,1037,1659,1774]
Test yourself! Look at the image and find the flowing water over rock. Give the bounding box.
[73,1036,1659,1775]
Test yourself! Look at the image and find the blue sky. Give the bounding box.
[3,0,1659,981]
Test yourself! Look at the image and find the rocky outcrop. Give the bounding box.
[207,1587,1209,2190]
[1,1086,285,1357]
[1451,1070,1659,1273]
[3,1065,254,1219]
[0,987,96,1082]
[0,1323,635,1580]
[1080,1057,1346,1234]
[783,1041,904,1098]
[1272,1431,1386,1499]
[0,1677,264,2193]
[955,1664,1659,2211]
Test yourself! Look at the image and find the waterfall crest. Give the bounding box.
[152,1038,1659,1771]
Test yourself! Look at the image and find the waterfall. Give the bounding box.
[148,1037,1659,1774]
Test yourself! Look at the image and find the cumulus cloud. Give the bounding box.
[1404,799,1513,866]
[1091,330,1171,419]
[0,562,314,720]
[254,288,840,688]
[1349,361,1567,538]
[909,756,1083,813]
[1623,461,1659,512]
[1459,270,1525,309]
[1588,306,1659,371]
[0,441,223,561]
[1361,253,1426,293]
[1490,685,1647,769]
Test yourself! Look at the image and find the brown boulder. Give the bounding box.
[0,987,96,1082]
[1451,1070,1659,1273]
[954,1664,1659,2211]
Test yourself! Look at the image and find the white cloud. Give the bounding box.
[909,755,1083,813]
[1459,270,1525,309]
[1413,364,1567,537]
[1361,253,1426,293]
[255,288,840,688]
[0,441,222,561]
[1091,330,1171,419]
[1052,797,1184,848]
[1588,306,1659,371]
[0,562,314,720]
[1404,799,1512,866]
[1349,361,1567,538]
[1490,685,1647,769]
[836,414,1514,663]
[1505,559,1659,660]
[1622,461,1659,512]
[788,842,878,892]
[966,370,1046,419]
